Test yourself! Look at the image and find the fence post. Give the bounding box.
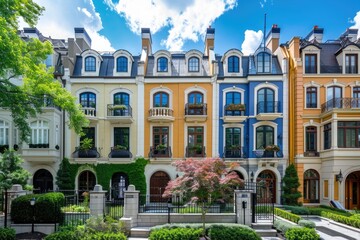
[121,185,139,230]
[89,185,106,217]
[5,184,27,227]
[235,189,253,226]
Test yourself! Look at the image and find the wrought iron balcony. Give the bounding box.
[224,104,246,116]
[108,147,132,158]
[107,104,132,117]
[223,145,243,158]
[186,145,206,158]
[185,103,207,115]
[148,107,174,122]
[257,101,280,114]
[149,146,172,158]
[304,151,320,157]
[321,98,360,113]
[253,149,279,158]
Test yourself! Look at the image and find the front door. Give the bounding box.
[150,171,170,202]
[346,172,360,210]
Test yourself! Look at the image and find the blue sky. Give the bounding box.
[23,0,360,55]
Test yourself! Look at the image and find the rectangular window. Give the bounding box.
[345,54,358,74]
[306,87,317,108]
[187,127,204,157]
[324,180,329,198]
[81,127,96,146]
[324,123,331,150]
[337,121,360,148]
[114,127,129,149]
[306,126,317,152]
[153,127,169,147]
[305,54,317,74]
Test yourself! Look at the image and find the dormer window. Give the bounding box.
[85,56,96,72]
[157,57,168,72]
[305,54,317,73]
[117,56,128,72]
[188,57,199,72]
[228,56,239,73]
[345,54,358,74]
[257,52,270,73]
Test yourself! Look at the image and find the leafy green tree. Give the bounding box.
[0,149,31,190]
[282,163,302,205]
[0,0,88,142]
[56,158,74,190]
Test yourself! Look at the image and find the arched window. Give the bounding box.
[30,120,49,148]
[153,92,169,107]
[257,52,270,73]
[116,56,128,72]
[257,88,275,114]
[303,169,319,203]
[80,92,96,116]
[113,92,130,116]
[188,57,199,72]
[187,91,205,115]
[33,169,53,193]
[257,170,276,203]
[157,57,168,72]
[327,86,342,108]
[188,91,203,104]
[228,56,239,73]
[85,56,96,72]
[226,92,241,105]
[78,171,96,194]
[256,125,274,157]
[111,173,129,199]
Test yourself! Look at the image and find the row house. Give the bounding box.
[287,27,360,208]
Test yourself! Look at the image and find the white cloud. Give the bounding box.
[350,11,360,39]
[104,0,237,50]
[241,30,263,55]
[19,0,113,51]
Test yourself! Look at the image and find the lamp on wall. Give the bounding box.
[336,170,343,184]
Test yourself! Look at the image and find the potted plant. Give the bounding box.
[114,145,127,150]
[254,147,265,157]
[188,103,204,108]
[156,144,167,150]
[110,104,127,110]
[265,144,280,152]
[78,138,98,158]
[109,145,131,158]
[225,103,245,111]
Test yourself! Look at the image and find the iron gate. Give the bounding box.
[251,181,274,223]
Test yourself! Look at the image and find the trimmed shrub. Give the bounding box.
[273,219,299,234]
[282,205,310,215]
[81,232,126,240]
[11,192,65,223]
[298,219,316,228]
[321,211,360,228]
[285,227,320,240]
[0,228,16,240]
[308,207,352,217]
[319,205,350,214]
[44,230,77,240]
[149,227,202,240]
[275,208,301,223]
[207,224,261,240]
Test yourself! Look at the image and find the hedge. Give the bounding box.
[11,192,65,223]
[274,208,301,223]
[285,227,320,240]
[320,211,360,228]
[149,228,202,240]
[273,219,299,234]
[0,228,16,240]
[298,219,316,229]
[282,205,310,215]
[45,231,126,240]
[207,225,261,240]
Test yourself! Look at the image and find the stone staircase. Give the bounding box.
[252,222,278,238]
[130,227,151,238]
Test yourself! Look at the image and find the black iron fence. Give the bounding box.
[105,198,124,219]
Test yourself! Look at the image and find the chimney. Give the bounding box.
[340,28,359,42]
[305,25,324,43]
[141,28,152,56]
[266,24,281,53]
[23,28,41,39]
[204,27,215,57]
[74,28,91,49]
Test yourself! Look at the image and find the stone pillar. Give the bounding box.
[235,189,254,226]
[121,185,139,229]
[7,185,27,214]
[89,184,106,217]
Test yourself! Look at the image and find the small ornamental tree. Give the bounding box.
[0,149,31,190]
[282,163,302,205]
[163,158,243,238]
[56,158,73,190]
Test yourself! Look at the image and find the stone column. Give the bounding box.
[7,184,27,214]
[235,189,254,226]
[121,185,140,229]
[89,184,106,217]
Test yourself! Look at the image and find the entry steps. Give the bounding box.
[130,227,151,238]
[252,222,277,238]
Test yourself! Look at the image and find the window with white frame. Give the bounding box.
[116,56,128,72]
[228,56,240,73]
[0,120,9,145]
[84,56,96,72]
[157,57,168,72]
[188,57,199,72]
[257,52,271,73]
[30,120,49,148]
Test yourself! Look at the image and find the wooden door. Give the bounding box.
[150,171,170,202]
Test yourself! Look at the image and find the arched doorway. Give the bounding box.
[257,170,276,203]
[78,170,96,199]
[303,169,320,203]
[111,172,129,199]
[33,169,53,193]
[150,171,170,202]
[345,171,360,210]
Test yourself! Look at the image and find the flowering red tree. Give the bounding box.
[163,158,243,237]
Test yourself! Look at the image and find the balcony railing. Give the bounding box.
[224,104,246,116]
[29,143,49,148]
[186,145,206,158]
[185,103,207,115]
[223,146,243,158]
[257,101,280,114]
[149,107,174,118]
[149,146,172,158]
[107,104,132,117]
[321,98,360,113]
[304,151,320,157]
[108,147,132,158]
[82,107,96,117]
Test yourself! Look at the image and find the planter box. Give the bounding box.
[78,149,98,158]
[109,149,132,158]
